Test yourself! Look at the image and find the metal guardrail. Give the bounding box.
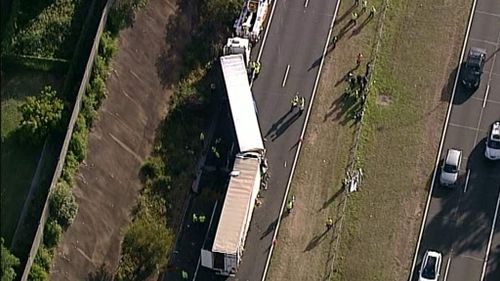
[17,1,114,280]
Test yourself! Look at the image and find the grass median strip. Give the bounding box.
[267,0,471,280]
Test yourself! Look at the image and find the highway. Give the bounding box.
[411,0,500,280]
[229,0,340,280]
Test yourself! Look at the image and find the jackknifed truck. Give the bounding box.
[234,0,270,43]
[200,47,267,276]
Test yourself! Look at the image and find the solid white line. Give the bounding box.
[483,84,490,108]
[305,0,310,8]
[443,256,452,281]
[479,188,500,281]
[407,0,479,280]
[260,0,342,280]
[282,65,291,87]
[256,0,279,62]
[193,201,218,281]
[463,169,471,193]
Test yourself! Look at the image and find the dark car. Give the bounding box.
[462,47,486,89]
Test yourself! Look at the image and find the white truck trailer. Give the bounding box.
[200,52,266,276]
[234,0,270,43]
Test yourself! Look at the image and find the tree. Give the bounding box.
[108,0,147,33]
[43,219,62,248]
[115,217,173,281]
[27,263,48,281]
[19,86,64,144]
[1,238,19,281]
[49,182,78,227]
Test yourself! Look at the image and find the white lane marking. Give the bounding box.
[475,10,500,19]
[304,0,310,8]
[479,188,500,281]
[260,0,342,280]
[282,64,291,87]
[256,0,278,62]
[472,96,500,105]
[443,256,452,281]
[448,122,486,132]
[408,0,479,279]
[469,38,499,46]
[463,169,471,193]
[483,84,490,108]
[193,201,219,281]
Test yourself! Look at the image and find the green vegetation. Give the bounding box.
[114,0,240,279]
[1,70,63,245]
[108,0,147,33]
[19,86,64,144]
[1,238,20,281]
[7,0,91,59]
[49,182,78,228]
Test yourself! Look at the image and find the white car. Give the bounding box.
[440,148,462,187]
[485,121,500,160]
[418,250,442,281]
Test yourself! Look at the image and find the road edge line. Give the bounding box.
[259,0,342,280]
[407,0,478,279]
[479,186,500,281]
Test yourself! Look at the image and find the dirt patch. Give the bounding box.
[376,94,392,106]
[49,0,188,279]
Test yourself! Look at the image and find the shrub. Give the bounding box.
[19,86,64,144]
[33,246,53,272]
[49,182,78,227]
[43,220,62,249]
[11,0,78,58]
[108,0,148,34]
[115,216,172,281]
[69,123,88,162]
[99,31,118,63]
[140,156,165,181]
[1,238,19,281]
[27,263,48,281]
[61,151,79,184]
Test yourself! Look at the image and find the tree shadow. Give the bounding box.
[414,140,500,278]
[86,263,113,281]
[156,0,199,88]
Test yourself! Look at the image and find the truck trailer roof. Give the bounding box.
[220,54,264,153]
[212,156,261,255]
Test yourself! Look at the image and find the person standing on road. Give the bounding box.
[199,214,206,224]
[181,270,189,280]
[192,213,198,224]
[299,96,306,114]
[290,94,299,111]
[326,217,334,230]
[199,132,205,148]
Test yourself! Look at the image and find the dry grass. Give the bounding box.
[268,0,472,280]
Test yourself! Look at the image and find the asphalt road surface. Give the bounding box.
[412,0,500,280]
[193,0,340,280]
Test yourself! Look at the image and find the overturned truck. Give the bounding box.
[200,52,267,276]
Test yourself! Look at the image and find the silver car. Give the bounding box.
[440,148,462,187]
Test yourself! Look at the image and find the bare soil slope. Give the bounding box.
[50,0,182,279]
